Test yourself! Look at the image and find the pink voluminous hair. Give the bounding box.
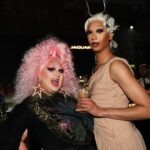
[14,35,79,103]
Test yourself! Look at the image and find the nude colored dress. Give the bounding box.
[88,57,146,150]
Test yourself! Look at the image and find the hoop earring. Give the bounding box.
[32,83,44,98]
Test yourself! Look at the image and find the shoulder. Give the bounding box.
[110,58,131,73]
[109,58,133,82]
[110,57,129,65]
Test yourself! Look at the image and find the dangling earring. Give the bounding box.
[110,40,118,49]
[95,55,97,65]
[32,83,44,98]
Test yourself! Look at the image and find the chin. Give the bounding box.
[92,49,100,52]
[52,87,60,93]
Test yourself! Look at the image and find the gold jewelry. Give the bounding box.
[32,83,45,99]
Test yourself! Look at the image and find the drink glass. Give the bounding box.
[78,87,89,99]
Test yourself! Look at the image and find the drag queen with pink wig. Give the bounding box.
[0,35,94,150]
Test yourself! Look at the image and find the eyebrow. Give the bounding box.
[96,27,104,29]
[87,26,104,31]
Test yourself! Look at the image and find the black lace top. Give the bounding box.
[0,93,95,150]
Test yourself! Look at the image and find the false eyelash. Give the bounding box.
[47,67,55,71]
[59,69,64,73]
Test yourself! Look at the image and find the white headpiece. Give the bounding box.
[84,12,119,49]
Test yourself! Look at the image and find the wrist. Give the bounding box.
[96,107,109,118]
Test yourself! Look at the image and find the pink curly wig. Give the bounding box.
[14,36,79,103]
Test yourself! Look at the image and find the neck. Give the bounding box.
[95,49,115,65]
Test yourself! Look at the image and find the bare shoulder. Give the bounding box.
[110,59,131,72]
[109,59,133,82]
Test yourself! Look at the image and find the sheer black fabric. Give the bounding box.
[0,93,95,150]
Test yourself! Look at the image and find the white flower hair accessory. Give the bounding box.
[104,14,119,49]
[105,16,119,33]
[110,40,118,49]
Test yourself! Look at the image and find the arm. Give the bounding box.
[18,142,28,150]
[18,129,28,150]
[0,102,31,150]
[76,60,150,120]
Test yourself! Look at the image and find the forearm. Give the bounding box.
[98,105,150,121]
[76,98,150,120]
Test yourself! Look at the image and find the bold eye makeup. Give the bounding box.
[47,67,55,72]
[86,28,104,36]
[58,69,64,73]
[47,67,64,73]
[96,28,104,33]
[86,30,92,36]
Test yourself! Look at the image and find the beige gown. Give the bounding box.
[88,57,146,150]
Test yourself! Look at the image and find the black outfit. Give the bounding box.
[0,93,95,150]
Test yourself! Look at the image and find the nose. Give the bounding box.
[55,70,60,77]
[91,33,97,41]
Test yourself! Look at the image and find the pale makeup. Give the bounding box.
[39,58,64,94]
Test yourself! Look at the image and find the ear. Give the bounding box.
[109,32,114,40]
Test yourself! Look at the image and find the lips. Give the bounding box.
[91,42,99,48]
[51,79,59,87]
